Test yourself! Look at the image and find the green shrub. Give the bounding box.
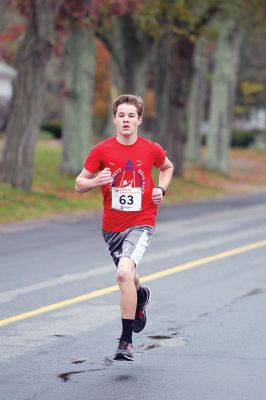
[41,120,62,139]
[231,130,258,147]
[201,130,258,148]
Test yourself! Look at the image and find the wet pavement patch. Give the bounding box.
[236,288,266,302]
[145,333,188,350]
[245,288,266,297]
[58,371,86,382]
[145,344,160,350]
[148,335,172,340]
[71,359,87,365]
[166,328,179,335]
[103,356,113,367]
[161,337,188,347]
[114,375,133,381]
[58,368,102,382]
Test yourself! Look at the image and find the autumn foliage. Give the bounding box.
[93,39,110,119]
[0,0,140,121]
[0,0,139,59]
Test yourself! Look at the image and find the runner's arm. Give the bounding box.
[157,157,174,192]
[75,168,112,193]
[152,157,174,204]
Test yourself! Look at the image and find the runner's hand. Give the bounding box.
[96,168,113,187]
[152,187,164,204]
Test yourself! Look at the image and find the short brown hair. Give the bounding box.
[112,94,144,118]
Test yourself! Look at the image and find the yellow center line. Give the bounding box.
[1,239,266,327]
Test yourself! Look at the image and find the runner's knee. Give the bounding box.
[116,260,135,285]
[116,268,134,283]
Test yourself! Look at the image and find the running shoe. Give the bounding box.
[113,341,134,361]
[133,286,151,333]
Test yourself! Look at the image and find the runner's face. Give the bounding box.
[113,104,142,140]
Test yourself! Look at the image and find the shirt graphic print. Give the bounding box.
[111,160,144,212]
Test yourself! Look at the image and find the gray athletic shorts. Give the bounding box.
[102,225,154,267]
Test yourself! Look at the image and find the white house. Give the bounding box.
[0,61,17,130]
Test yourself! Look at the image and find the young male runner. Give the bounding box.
[75,94,174,361]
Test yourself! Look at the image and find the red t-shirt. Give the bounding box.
[84,136,166,232]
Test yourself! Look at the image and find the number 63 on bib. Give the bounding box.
[111,187,142,211]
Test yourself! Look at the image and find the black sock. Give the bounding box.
[120,318,134,344]
[137,286,146,305]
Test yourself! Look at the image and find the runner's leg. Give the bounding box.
[115,256,136,355]
[116,256,136,319]
[134,270,140,290]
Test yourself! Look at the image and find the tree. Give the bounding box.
[154,32,194,175]
[203,0,266,173]
[0,0,62,190]
[0,1,7,32]
[0,0,136,189]
[60,1,95,174]
[237,30,266,147]
[185,35,209,163]
[92,39,110,136]
[60,0,139,172]
[96,4,150,137]
[99,1,219,175]
[150,1,219,175]
[204,19,244,174]
[237,30,266,113]
[106,14,153,96]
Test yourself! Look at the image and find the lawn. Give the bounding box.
[0,138,266,224]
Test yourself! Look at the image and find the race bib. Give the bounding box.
[111,187,142,211]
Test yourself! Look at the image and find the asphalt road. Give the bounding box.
[0,192,266,400]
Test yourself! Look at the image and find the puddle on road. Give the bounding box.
[148,335,172,340]
[166,328,179,336]
[114,375,132,381]
[144,333,188,350]
[58,370,86,382]
[244,288,266,298]
[71,359,87,365]
[58,356,114,382]
[58,332,188,381]
[58,368,102,382]
[57,357,88,365]
[145,344,160,350]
